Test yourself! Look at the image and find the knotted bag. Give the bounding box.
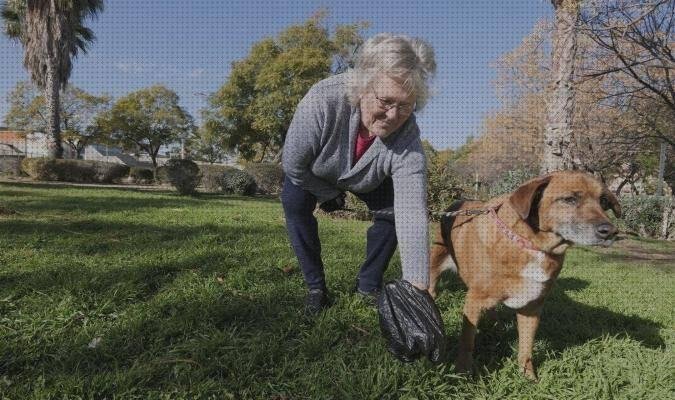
[377,280,448,363]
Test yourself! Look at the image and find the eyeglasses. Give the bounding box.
[373,94,415,114]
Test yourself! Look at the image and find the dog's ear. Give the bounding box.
[601,187,622,218]
[509,175,552,220]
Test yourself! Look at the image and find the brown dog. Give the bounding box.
[429,171,621,380]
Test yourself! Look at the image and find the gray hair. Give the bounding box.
[346,33,436,110]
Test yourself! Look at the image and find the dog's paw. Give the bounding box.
[520,359,538,382]
[454,353,474,376]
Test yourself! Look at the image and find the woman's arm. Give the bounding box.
[282,87,342,203]
[391,136,430,289]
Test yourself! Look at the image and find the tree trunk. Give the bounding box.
[150,146,159,172]
[541,0,580,174]
[258,143,268,163]
[656,140,667,196]
[661,197,672,240]
[45,58,64,159]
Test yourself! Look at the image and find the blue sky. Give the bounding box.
[0,0,552,150]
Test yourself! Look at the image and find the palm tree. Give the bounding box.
[2,0,103,158]
[541,0,580,173]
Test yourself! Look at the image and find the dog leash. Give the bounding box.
[340,204,542,253]
[341,207,493,218]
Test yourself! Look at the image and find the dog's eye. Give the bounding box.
[560,196,578,205]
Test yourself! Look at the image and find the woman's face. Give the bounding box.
[359,75,416,138]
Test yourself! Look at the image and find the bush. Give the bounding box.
[20,158,97,183]
[427,165,464,214]
[199,164,231,192]
[341,192,371,220]
[220,167,257,196]
[20,158,53,180]
[243,162,284,195]
[94,163,130,183]
[617,195,674,239]
[62,160,97,183]
[0,155,23,176]
[129,167,155,184]
[154,166,169,184]
[486,168,539,198]
[165,159,202,195]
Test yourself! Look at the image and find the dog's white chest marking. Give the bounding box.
[504,252,550,309]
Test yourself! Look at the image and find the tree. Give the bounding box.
[453,21,549,185]
[580,1,673,124]
[332,21,369,73]
[542,0,582,173]
[1,0,104,159]
[577,0,674,190]
[96,85,195,169]
[422,140,462,211]
[459,1,671,193]
[205,14,366,162]
[5,81,110,158]
[190,125,228,164]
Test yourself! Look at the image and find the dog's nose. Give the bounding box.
[595,222,617,239]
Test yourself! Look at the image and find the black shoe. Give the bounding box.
[357,288,381,308]
[304,288,329,316]
[354,280,381,308]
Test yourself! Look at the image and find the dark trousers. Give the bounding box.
[281,175,397,293]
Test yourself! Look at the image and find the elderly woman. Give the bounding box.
[282,33,436,315]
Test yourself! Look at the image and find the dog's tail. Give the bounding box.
[439,200,465,248]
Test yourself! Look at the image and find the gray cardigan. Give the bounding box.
[282,74,429,287]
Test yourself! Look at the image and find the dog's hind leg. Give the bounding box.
[455,290,499,375]
[429,243,449,298]
[429,241,457,298]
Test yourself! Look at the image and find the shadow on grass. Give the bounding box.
[591,251,674,272]
[0,219,290,296]
[17,194,279,214]
[0,185,379,396]
[0,217,313,392]
[540,277,665,349]
[1,181,175,195]
[435,273,665,374]
[0,266,310,396]
[1,181,281,198]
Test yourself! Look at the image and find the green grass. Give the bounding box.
[0,182,673,399]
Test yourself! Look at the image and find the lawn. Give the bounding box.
[0,182,673,399]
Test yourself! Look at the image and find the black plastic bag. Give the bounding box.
[377,280,448,364]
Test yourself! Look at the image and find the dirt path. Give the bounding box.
[591,236,675,268]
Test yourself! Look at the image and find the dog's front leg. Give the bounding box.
[456,291,497,375]
[455,314,477,375]
[516,305,543,381]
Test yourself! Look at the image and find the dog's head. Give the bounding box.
[509,171,621,246]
